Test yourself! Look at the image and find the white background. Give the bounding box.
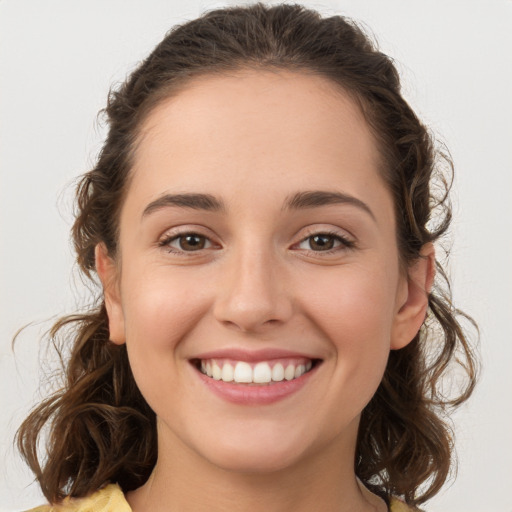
[1,1,511,511]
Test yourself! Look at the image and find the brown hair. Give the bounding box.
[16,3,478,508]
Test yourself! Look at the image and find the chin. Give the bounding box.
[210,448,305,475]
[197,430,316,475]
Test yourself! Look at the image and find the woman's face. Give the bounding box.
[99,70,427,474]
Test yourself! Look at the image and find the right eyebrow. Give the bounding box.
[283,190,376,222]
[142,193,226,218]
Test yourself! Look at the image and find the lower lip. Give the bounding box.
[194,363,320,405]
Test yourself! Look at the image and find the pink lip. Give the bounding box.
[191,347,318,362]
[192,361,320,405]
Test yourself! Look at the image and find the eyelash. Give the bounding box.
[158,232,214,254]
[158,230,355,256]
[297,231,356,254]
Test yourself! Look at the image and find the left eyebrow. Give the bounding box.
[283,190,376,222]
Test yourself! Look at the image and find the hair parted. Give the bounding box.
[16,3,478,508]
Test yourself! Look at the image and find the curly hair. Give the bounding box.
[16,3,478,509]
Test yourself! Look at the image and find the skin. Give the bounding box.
[96,69,434,512]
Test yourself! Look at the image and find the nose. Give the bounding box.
[213,245,293,333]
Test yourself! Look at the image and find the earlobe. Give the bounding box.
[391,243,435,350]
[95,243,126,345]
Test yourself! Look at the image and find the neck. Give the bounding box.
[127,419,385,512]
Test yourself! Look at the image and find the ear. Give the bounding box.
[95,243,126,345]
[391,243,435,350]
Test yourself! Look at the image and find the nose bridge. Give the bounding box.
[213,237,292,332]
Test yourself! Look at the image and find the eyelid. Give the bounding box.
[297,233,348,248]
[166,233,213,250]
[158,224,216,242]
[295,225,355,243]
[157,225,221,254]
[291,227,356,254]
[156,225,356,256]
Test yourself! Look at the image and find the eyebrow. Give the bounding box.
[284,190,376,221]
[142,193,225,217]
[141,190,375,221]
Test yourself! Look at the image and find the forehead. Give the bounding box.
[127,69,391,220]
[135,69,377,165]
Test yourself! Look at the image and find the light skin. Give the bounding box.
[96,69,434,512]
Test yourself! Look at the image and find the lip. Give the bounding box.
[191,347,319,363]
[191,356,321,405]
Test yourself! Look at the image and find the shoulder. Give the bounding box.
[389,496,420,512]
[24,484,131,512]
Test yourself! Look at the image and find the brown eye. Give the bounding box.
[161,232,213,252]
[308,234,336,251]
[178,234,207,251]
[296,232,355,253]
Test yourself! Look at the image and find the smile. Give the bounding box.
[197,358,315,385]
[190,349,322,404]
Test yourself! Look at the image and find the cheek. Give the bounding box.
[118,267,214,403]
[118,267,214,415]
[306,264,398,340]
[302,264,398,392]
[121,267,210,347]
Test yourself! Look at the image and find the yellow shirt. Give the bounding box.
[26,483,414,511]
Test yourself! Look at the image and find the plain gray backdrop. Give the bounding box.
[1,1,511,511]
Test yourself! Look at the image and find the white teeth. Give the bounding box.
[271,363,284,382]
[212,361,222,380]
[221,362,234,382]
[284,364,296,381]
[253,362,272,383]
[199,359,315,384]
[294,364,306,379]
[234,361,253,383]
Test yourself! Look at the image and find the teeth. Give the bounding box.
[284,364,295,381]
[212,362,222,380]
[221,362,234,382]
[233,361,252,383]
[253,362,272,383]
[198,358,314,384]
[294,364,305,379]
[271,363,284,382]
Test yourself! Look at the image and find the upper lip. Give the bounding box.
[191,348,321,362]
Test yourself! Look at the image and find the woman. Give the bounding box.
[18,3,477,511]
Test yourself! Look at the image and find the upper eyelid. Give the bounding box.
[156,225,355,247]
[159,231,217,248]
[294,232,355,250]
[298,230,350,241]
[158,225,218,242]
[159,232,218,256]
[295,225,355,242]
